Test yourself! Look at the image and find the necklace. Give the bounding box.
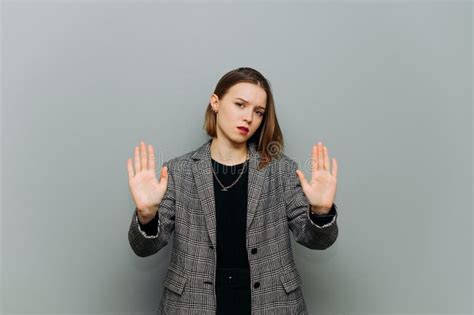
[211,151,249,191]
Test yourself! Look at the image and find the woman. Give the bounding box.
[127,67,339,314]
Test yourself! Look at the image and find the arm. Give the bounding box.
[128,160,176,257]
[284,158,339,250]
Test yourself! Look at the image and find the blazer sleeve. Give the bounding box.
[137,210,159,235]
[283,158,339,250]
[128,159,177,257]
[309,204,337,227]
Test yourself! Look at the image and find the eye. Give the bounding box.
[236,102,265,117]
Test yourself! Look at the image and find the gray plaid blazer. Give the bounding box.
[128,139,339,314]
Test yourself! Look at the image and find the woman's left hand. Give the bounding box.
[296,142,338,215]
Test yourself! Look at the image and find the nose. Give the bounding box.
[243,110,253,124]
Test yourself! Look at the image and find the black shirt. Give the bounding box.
[211,158,250,270]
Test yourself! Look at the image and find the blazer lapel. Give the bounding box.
[191,139,266,249]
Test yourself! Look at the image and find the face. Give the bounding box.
[210,82,267,144]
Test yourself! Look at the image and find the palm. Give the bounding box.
[127,141,169,212]
[129,169,166,210]
[296,142,338,213]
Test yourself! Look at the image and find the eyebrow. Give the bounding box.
[235,97,266,110]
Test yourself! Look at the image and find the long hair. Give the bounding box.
[203,67,284,170]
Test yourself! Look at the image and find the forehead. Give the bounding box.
[226,82,267,108]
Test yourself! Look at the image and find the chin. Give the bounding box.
[234,138,248,144]
[229,136,248,144]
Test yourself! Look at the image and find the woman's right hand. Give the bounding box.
[127,140,169,224]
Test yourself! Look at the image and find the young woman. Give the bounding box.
[127,67,339,315]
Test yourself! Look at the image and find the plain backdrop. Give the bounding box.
[1,0,472,314]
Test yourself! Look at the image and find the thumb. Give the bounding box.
[160,165,168,181]
[296,169,309,189]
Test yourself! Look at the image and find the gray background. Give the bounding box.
[1,0,472,314]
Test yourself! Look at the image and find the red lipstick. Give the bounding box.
[237,126,249,135]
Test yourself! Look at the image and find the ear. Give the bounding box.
[210,94,220,111]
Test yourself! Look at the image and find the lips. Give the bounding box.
[237,127,249,134]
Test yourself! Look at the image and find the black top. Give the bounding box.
[211,158,250,270]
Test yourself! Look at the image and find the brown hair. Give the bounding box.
[203,67,284,170]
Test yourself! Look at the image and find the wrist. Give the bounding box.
[310,204,331,215]
[136,205,158,223]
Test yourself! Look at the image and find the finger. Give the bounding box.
[148,144,155,172]
[318,142,325,170]
[312,144,318,172]
[140,141,148,170]
[323,145,330,171]
[332,157,338,178]
[134,146,141,173]
[127,158,134,179]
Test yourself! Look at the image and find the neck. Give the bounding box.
[210,137,248,166]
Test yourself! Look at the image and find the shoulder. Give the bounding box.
[263,154,299,194]
[268,153,299,175]
[162,144,202,172]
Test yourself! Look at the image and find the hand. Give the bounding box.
[127,140,169,220]
[295,142,338,215]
